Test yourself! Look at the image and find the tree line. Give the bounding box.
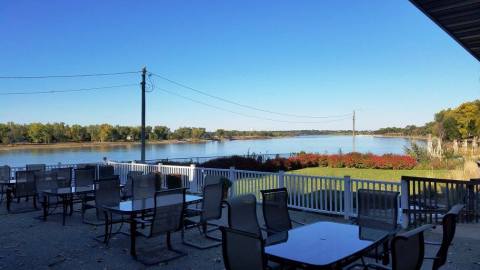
[0,123,359,144]
[374,99,480,141]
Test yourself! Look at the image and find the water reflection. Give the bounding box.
[0,135,424,167]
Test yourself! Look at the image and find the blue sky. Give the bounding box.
[0,0,479,131]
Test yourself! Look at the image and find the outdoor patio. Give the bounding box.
[0,200,479,270]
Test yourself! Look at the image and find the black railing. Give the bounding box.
[402,176,480,226]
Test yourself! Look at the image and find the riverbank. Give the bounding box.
[0,140,209,151]
[0,136,280,152]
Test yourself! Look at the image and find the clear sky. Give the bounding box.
[0,0,479,131]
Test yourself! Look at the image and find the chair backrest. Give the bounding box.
[227,194,262,237]
[221,227,267,270]
[150,188,186,236]
[98,165,115,180]
[357,189,399,232]
[0,165,11,181]
[74,168,95,187]
[204,175,223,186]
[51,167,72,188]
[34,171,58,192]
[261,188,292,233]
[125,171,144,198]
[433,204,464,270]
[95,176,121,219]
[14,170,36,197]
[166,174,183,189]
[201,182,224,222]
[26,164,46,172]
[133,173,156,200]
[391,224,432,270]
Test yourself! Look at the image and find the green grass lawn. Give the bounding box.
[289,167,453,182]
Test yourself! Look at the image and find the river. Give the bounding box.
[0,135,424,167]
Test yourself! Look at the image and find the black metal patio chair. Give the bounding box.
[424,204,464,270]
[227,194,262,237]
[26,164,46,172]
[34,171,61,215]
[355,189,400,265]
[221,226,268,270]
[349,224,433,270]
[166,174,183,189]
[82,176,125,243]
[182,181,224,249]
[98,165,115,180]
[132,173,157,200]
[0,165,12,204]
[135,188,187,265]
[74,167,96,187]
[123,171,144,199]
[260,188,304,234]
[50,167,72,188]
[6,170,37,212]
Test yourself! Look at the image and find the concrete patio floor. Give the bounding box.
[0,199,479,270]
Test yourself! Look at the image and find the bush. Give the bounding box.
[200,152,418,172]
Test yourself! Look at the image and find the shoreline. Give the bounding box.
[0,134,424,152]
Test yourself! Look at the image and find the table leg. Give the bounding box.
[6,188,12,212]
[130,213,137,258]
[43,194,48,221]
[62,196,67,226]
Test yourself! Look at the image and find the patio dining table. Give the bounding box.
[41,185,96,225]
[265,221,390,270]
[103,194,203,258]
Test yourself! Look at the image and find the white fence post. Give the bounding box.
[229,166,236,197]
[344,175,352,220]
[189,164,197,192]
[278,170,285,189]
[401,178,409,228]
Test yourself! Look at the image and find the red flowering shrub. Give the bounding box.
[201,153,417,172]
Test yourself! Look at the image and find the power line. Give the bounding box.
[0,71,140,79]
[156,87,351,124]
[0,83,138,95]
[150,72,352,119]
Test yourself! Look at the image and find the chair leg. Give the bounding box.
[136,232,187,265]
[181,222,222,249]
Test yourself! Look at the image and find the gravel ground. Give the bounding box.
[0,199,479,270]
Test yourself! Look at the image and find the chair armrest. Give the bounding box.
[424,241,441,245]
[291,219,305,226]
[424,256,440,260]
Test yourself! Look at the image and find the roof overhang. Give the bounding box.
[410,0,480,61]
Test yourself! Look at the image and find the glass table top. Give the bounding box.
[265,221,389,268]
[103,194,202,213]
[42,185,95,195]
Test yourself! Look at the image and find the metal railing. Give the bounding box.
[401,176,480,226]
[106,161,402,220]
[12,160,478,226]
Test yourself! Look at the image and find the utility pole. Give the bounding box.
[140,66,147,162]
[352,110,356,152]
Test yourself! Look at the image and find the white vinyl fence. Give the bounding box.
[106,161,402,220]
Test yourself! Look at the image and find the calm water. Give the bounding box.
[0,135,423,167]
